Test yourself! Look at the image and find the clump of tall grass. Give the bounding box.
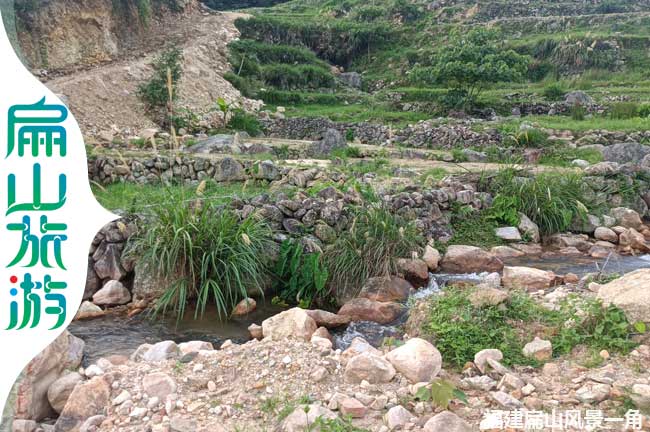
[483,169,590,235]
[127,195,273,320]
[324,205,423,300]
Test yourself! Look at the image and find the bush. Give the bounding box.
[610,102,639,120]
[485,170,590,235]
[324,205,423,300]
[137,46,183,111]
[228,109,262,136]
[229,40,325,66]
[259,90,341,105]
[639,103,650,118]
[261,64,335,89]
[127,197,273,320]
[542,82,566,101]
[274,240,329,307]
[448,205,504,250]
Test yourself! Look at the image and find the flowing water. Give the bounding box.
[70,254,650,364]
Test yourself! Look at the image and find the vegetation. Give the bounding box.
[324,205,423,300]
[138,46,183,111]
[483,170,590,235]
[410,29,530,107]
[274,240,329,307]
[126,193,274,320]
[425,287,638,369]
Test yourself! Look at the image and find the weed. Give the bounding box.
[542,82,566,101]
[138,46,183,111]
[413,378,468,409]
[274,240,329,307]
[324,204,423,300]
[228,109,262,136]
[126,194,274,320]
[610,102,639,120]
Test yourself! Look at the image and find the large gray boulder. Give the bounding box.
[602,142,650,164]
[186,135,238,154]
[214,157,246,182]
[565,91,593,106]
[308,128,347,157]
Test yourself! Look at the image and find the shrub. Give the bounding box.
[542,82,566,101]
[639,103,650,118]
[324,205,423,300]
[610,102,639,120]
[485,170,590,235]
[127,197,273,320]
[274,240,329,307]
[261,64,335,89]
[229,39,325,66]
[223,72,258,98]
[353,5,384,22]
[228,109,262,136]
[137,46,183,111]
[448,206,504,250]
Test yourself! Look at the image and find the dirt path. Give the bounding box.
[46,11,256,138]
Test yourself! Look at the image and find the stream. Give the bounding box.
[70,254,650,364]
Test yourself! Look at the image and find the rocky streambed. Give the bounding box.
[70,253,650,365]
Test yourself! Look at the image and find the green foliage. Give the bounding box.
[223,72,259,98]
[486,195,520,226]
[310,416,370,432]
[229,39,326,67]
[410,29,530,106]
[542,82,566,101]
[228,109,262,136]
[324,205,423,299]
[261,64,335,90]
[552,299,638,355]
[503,128,549,148]
[610,102,639,120]
[235,15,395,67]
[127,195,273,320]
[451,148,468,162]
[425,287,638,369]
[414,379,468,409]
[137,46,183,110]
[485,170,590,235]
[274,240,329,307]
[260,90,342,105]
[639,104,650,118]
[448,206,504,250]
[425,287,541,367]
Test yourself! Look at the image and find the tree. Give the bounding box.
[411,28,530,107]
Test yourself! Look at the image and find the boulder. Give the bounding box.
[565,91,593,106]
[495,227,522,242]
[397,258,429,287]
[91,280,130,306]
[490,246,525,259]
[339,396,366,418]
[468,288,509,308]
[518,213,540,243]
[618,228,650,252]
[594,227,618,243]
[423,411,472,432]
[422,245,441,271]
[74,301,104,320]
[440,245,503,273]
[92,242,125,281]
[385,338,442,383]
[248,323,263,339]
[178,341,214,355]
[385,405,412,430]
[358,276,412,303]
[602,142,650,164]
[304,309,350,328]
[523,337,553,361]
[231,298,256,316]
[308,128,347,157]
[142,341,179,362]
[630,383,650,411]
[187,135,236,154]
[83,257,101,300]
[54,377,110,432]
[344,352,396,384]
[131,261,168,303]
[610,207,644,230]
[214,157,246,182]
[12,331,84,421]
[340,337,382,365]
[474,349,503,374]
[11,420,37,432]
[502,266,556,291]
[142,372,177,400]
[338,298,406,324]
[262,308,317,341]
[597,269,650,323]
[47,372,84,414]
